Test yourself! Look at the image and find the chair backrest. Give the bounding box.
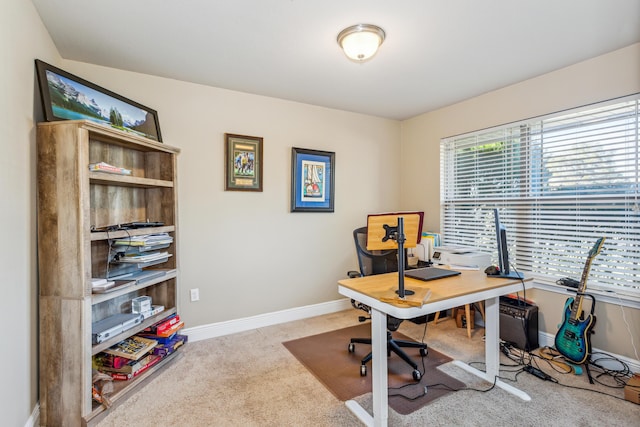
[353,226,404,276]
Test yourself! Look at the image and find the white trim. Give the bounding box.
[533,280,640,310]
[182,298,352,342]
[25,403,39,427]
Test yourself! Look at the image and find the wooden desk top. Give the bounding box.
[338,269,531,308]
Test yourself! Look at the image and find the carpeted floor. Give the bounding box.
[283,323,465,414]
[94,310,639,426]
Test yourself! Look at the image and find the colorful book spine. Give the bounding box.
[89,162,132,175]
[136,331,177,344]
[156,321,184,337]
[152,334,188,358]
[109,355,161,380]
[144,314,180,335]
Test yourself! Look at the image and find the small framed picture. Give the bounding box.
[291,147,335,212]
[35,59,162,142]
[225,133,264,191]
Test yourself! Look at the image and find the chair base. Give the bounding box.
[349,331,427,380]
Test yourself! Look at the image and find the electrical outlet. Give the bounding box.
[190,288,200,302]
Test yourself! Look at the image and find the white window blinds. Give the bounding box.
[440,94,639,296]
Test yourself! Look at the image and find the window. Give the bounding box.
[440,94,639,297]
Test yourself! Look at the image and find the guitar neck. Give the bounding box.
[569,237,605,322]
[569,259,592,320]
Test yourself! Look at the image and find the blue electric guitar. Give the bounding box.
[554,237,605,364]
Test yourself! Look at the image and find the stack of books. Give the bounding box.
[112,233,173,252]
[139,314,184,339]
[93,314,187,381]
[137,314,187,358]
[94,336,160,380]
[89,161,132,175]
[109,233,174,278]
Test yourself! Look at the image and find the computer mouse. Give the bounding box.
[484,265,500,275]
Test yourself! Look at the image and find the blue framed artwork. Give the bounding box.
[291,147,335,212]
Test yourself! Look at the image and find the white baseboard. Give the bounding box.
[183,299,639,373]
[538,331,640,373]
[475,314,639,373]
[25,403,39,427]
[182,298,352,342]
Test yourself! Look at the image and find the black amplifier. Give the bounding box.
[499,296,539,351]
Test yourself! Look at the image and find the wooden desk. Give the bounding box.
[338,270,533,427]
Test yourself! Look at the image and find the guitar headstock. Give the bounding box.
[589,237,606,259]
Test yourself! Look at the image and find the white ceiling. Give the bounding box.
[32,0,640,120]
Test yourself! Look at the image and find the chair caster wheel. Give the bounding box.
[348,343,355,353]
[420,348,428,357]
[360,365,367,376]
[412,370,422,381]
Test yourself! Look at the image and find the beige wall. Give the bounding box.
[400,43,640,359]
[1,0,62,424]
[63,61,402,328]
[4,1,639,423]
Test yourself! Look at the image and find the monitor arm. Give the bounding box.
[383,218,413,298]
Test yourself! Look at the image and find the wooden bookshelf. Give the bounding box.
[36,120,181,426]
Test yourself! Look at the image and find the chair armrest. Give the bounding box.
[347,270,362,278]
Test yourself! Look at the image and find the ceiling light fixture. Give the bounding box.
[337,24,385,62]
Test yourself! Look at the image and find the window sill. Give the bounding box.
[533,278,640,310]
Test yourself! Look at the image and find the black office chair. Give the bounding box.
[347,226,427,380]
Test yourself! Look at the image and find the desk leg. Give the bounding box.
[344,308,388,427]
[484,296,500,378]
[452,296,531,401]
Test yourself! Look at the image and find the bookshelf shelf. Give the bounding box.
[85,351,183,426]
[37,120,182,426]
[90,225,176,241]
[89,172,175,188]
[91,270,178,305]
[90,307,178,355]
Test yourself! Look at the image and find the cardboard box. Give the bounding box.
[624,374,640,404]
[454,307,475,329]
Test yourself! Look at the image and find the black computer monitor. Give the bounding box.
[494,208,523,279]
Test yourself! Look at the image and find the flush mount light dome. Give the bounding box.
[337,24,385,62]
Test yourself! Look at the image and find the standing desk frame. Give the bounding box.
[338,270,532,427]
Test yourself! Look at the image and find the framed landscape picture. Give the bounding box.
[291,147,335,212]
[225,133,264,191]
[35,59,162,142]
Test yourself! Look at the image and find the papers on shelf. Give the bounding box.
[113,233,173,248]
[116,252,172,265]
[92,280,136,294]
[110,268,176,284]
